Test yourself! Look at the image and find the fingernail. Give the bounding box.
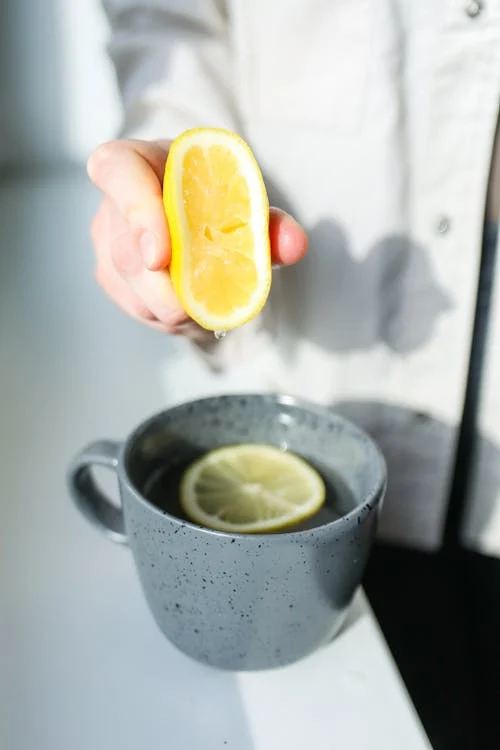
[283,211,301,227]
[140,231,159,268]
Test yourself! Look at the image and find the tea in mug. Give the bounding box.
[144,444,356,533]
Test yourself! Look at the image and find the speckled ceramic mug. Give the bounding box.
[68,394,386,671]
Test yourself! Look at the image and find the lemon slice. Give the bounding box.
[180,444,325,533]
[163,128,271,332]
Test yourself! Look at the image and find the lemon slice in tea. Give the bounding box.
[180,444,325,533]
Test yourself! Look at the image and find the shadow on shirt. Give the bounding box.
[276,218,452,356]
[264,174,451,356]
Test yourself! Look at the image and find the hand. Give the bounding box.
[87,139,308,340]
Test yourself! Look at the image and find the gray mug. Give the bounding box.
[68,393,386,670]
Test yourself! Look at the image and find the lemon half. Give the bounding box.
[163,128,271,332]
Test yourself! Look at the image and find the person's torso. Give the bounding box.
[223,0,500,554]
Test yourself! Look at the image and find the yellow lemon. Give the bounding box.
[163,128,271,332]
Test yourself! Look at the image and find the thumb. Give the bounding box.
[269,208,308,266]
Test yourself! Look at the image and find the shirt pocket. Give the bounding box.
[235,0,374,131]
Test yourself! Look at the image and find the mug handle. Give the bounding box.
[67,440,127,545]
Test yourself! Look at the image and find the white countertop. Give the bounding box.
[0,170,431,750]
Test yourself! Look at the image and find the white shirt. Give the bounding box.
[102,0,500,555]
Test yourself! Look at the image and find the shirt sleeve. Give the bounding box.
[102,0,240,140]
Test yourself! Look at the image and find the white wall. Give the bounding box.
[1,0,122,166]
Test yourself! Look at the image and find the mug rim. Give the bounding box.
[119,392,387,540]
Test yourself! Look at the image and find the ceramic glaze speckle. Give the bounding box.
[69,394,386,670]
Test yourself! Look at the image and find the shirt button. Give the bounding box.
[465,0,483,18]
[436,216,451,235]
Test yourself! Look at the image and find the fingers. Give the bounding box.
[93,196,190,332]
[95,262,166,332]
[87,139,171,270]
[88,139,187,331]
[269,208,308,266]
